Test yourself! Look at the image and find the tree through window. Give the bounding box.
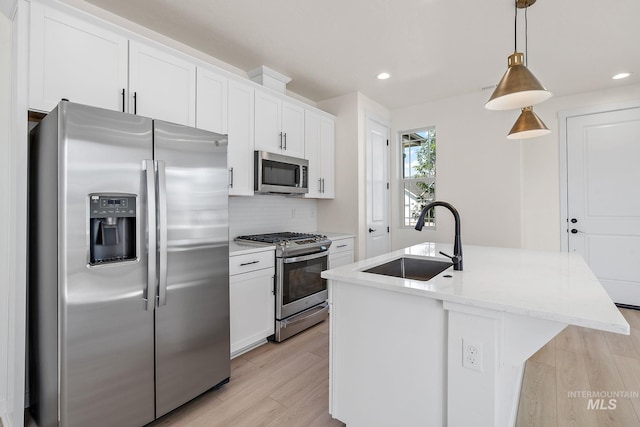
[401,128,436,227]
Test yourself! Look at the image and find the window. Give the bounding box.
[401,128,436,228]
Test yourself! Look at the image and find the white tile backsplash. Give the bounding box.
[229,195,317,238]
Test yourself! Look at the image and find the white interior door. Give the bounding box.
[365,116,390,258]
[566,106,640,306]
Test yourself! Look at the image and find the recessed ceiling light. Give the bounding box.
[612,72,631,80]
[377,72,391,80]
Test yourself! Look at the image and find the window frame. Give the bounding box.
[399,127,436,229]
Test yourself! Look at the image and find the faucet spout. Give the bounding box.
[415,201,463,271]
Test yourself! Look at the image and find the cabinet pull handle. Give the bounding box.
[336,244,347,248]
[318,179,322,192]
[322,178,325,193]
[279,132,283,149]
[133,91,137,115]
[229,167,234,188]
[283,132,287,150]
[240,260,260,266]
[121,88,125,112]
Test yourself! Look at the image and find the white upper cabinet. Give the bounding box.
[29,2,128,113]
[129,41,196,126]
[305,110,335,199]
[319,117,335,198]
[227,79,255,196]
[281,101,305,158]
[27,2,334,197]
[196,67,228,134]
[254,91,305,158]
[30,2,196,127]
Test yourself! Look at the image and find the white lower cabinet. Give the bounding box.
[229,250,275,357]
[328,236,355,268]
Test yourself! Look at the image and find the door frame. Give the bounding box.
[559,99,640,251]
[364,112,391,258]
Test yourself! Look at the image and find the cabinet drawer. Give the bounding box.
[330,238,354,254]
[230,250,275,275]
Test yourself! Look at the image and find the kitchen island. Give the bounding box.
[322,243,629,427]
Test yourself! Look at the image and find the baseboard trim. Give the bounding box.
[616,303,640,311]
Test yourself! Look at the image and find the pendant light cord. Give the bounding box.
[514,0,518,52]
[525,6,528,66]
[514,0,530,65]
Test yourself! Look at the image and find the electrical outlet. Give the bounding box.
[462,339,483,372]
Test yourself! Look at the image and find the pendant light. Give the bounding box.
[485,0,552,111]
[507,106,550,139]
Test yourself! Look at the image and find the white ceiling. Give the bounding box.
[76,0,639,110]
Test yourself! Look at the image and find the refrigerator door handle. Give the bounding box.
[157,160,168,307]
[143,160,157,311]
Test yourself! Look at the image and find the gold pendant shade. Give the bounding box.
[485,0,553,139]
[485,52,552,111]
[507,106,550,139]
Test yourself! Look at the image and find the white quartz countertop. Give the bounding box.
[322,242,629,335]
[229,241,276,256]
[320,232,356,240]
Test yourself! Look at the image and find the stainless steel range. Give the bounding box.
[235,232,331,341]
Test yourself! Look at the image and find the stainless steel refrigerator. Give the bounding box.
[28,101,230,427]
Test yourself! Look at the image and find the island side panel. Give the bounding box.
[328,279,446,427]
[445,302,567,427]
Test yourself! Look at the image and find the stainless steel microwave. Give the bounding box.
[254,151,309,194]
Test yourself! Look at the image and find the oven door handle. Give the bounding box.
[281,302,329,328]
[283,251,328,264]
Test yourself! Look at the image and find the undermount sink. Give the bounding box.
[362,257,453,281]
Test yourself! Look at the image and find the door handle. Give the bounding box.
[143,160,157,312]
[369,228,376,233]
[570,218,578,223]
[157,160,168,307]
[570,229,583,234]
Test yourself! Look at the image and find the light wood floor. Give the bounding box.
[149,320,344,427]
[25,308,640,427]
[516,307,640,427]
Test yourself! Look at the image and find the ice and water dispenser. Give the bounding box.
[89,194,137,265]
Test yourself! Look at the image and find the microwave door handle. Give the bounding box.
[157,160,168,307]
[143,160,157,311]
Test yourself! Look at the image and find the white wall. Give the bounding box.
[316,92,359,240]
[0,9,11,423]
[390,83,640,253]
[228,195,317,238]
[0,0,16,19]
[316,92,390,260]
[391,90,522,251]
[521,83,640,250]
